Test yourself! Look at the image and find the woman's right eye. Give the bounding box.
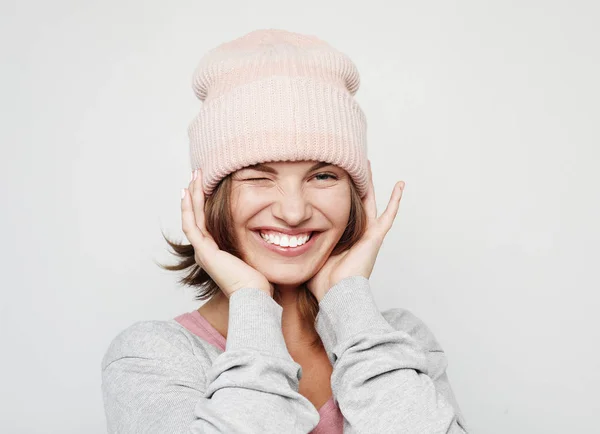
[244,178,269,181]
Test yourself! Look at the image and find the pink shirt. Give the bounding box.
[174,309,343,433]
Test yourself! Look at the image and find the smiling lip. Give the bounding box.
[253,226,322,236]
[252,230,321,257]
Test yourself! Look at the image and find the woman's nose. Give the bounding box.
[271,192,313,226]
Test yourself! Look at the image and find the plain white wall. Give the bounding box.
[2,0,598,432]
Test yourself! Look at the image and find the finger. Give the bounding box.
[364,160,377,222]
[190,169,209,236]
[181,187,204,247]
[378,181,404,235]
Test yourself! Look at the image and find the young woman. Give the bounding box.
[101,29,469,433]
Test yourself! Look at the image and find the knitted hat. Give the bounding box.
[188,28,369,197]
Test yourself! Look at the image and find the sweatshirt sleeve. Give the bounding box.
[101,287,320,434]
[314,275,470,433]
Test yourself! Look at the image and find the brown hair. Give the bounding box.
[157,173,368,349]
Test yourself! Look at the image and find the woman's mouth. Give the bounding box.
[252,230,321,257]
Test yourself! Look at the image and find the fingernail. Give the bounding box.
[181,188,185,199]
[193,170,198,181]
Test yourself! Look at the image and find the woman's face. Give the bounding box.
[229,160,351,287]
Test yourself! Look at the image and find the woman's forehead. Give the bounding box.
[239,161,336,174]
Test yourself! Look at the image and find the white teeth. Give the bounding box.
[260,231,311,247]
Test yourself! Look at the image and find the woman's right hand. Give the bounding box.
[181,169,274,299]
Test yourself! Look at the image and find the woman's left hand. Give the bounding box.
[306,160,405,302]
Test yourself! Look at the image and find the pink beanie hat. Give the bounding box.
[188,28,369,198]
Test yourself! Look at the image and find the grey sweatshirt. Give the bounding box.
[101,275,469,433]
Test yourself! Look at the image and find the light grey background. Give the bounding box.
[2,1,598,433]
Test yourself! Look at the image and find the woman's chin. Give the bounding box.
[266,277,310,288]
[260,269,315,288]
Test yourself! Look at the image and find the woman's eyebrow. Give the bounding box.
[243,161,332,174]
